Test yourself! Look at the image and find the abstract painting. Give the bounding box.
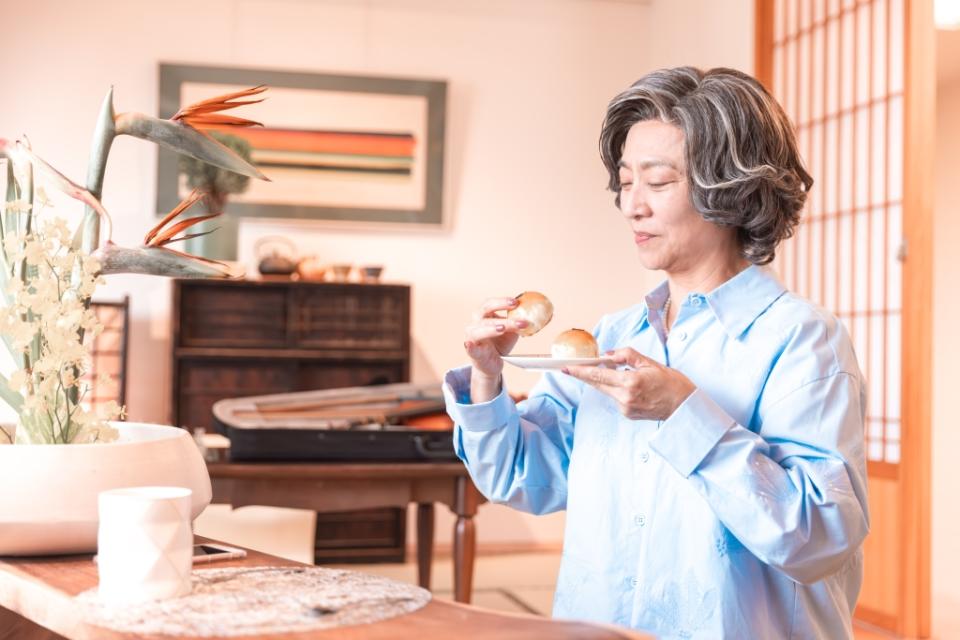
[157,64,447,227]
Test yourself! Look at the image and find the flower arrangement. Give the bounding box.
[0,86,267,444]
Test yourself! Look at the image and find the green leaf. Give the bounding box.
[115,113,267,180]
[81,87,117,255]
[0,371,24,413]
[94,243,244,279]
[2,157,16,268]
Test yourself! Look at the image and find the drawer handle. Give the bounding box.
[412,435,453,459]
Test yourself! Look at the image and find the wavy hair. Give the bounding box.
[599,67,812,265]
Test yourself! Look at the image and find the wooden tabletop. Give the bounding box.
[206,461,471,480]
[0,541,650,640]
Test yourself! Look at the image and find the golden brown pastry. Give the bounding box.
[507,291,554,337]
[551,328,599,358]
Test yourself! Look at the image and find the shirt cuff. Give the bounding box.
[442,366,515,433]
[650,387,736,477]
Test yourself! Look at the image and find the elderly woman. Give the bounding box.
[443,67,869,639]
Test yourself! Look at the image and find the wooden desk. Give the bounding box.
[207,461,485,604]
[0,543,649,640]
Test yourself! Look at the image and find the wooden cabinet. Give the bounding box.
[171,279,411,432]
[171,278,412,563]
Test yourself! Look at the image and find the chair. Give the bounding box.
[81,296,130,416]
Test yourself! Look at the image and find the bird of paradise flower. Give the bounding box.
[0,85,269,439]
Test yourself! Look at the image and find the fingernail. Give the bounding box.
[464,340,474,349]
[561,367,570,375]
[515,319,529,327]
[495,324,505,332]
[605,350,614,355]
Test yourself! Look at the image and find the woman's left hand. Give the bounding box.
[564,347,696,421]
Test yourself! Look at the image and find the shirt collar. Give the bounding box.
[637,265,786,339]
[637,280,669,332]
[705,265,786,339]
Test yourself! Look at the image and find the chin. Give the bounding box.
[635,250,667,272]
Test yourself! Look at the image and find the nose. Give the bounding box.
[620,186,650,219]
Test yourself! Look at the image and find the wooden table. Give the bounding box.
[0,542,650,640]
[207,461,485,603]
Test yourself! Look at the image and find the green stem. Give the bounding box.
[70,88,116,406]
[82,87,116,256]
[55,371,72,442]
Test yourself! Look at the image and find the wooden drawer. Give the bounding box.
[176,360,293,429]
[180,285,288,348]
[298,362,406,390]
[294,286,409,351]
[313,508,406,564]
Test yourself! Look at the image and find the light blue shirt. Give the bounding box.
[443,265,869,639]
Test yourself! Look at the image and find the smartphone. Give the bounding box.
[192,542,247,564]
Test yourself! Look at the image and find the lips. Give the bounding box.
[634,232,656,244]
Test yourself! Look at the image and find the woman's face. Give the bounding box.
[617,120,738,274]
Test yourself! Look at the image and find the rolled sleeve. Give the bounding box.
[442,366,515,433]
[650,388,736,477]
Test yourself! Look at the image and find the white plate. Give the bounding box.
[501,354,613,371]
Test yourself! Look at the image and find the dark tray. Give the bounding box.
[211,383,458,462]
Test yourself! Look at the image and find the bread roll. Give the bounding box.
[507,291,554,337]
[551,328,599,358]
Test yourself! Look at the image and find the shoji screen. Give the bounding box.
[774,0,903,474]
[757,0,933,635]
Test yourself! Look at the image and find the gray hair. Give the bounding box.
[599,67,812,265]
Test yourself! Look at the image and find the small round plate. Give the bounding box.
[501,354,613,371]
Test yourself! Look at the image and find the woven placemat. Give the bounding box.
[76,565,431,637]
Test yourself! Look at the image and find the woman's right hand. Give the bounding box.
[463,297,530,380]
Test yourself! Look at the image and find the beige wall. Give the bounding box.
[933,76,960,621]
[0,0,752,549]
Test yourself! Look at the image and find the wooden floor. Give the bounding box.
[854,623,899,639]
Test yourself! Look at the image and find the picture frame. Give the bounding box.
[157,63,447,227]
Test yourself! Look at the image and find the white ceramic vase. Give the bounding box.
[0,422,211,556]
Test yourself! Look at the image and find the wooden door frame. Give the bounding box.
[753,0,934,636]
[900,0,934,634]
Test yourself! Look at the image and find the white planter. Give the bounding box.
[0,422,211,556]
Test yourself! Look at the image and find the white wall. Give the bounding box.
[933,77,960,625]
[0,0,753,549]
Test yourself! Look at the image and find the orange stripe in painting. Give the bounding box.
[212,127,416,157]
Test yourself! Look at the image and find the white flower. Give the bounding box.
[22,237,50,266]
[34,186,54,209]
[4,199,32,214]
[0,211,118,443]
[7,369,26,391]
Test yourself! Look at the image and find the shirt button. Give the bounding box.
[640,451,650,463]
[630,577,640,588]
[690,295,704,307]
[634,514,646,527]
[676,330,688,341]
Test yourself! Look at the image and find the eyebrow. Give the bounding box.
[617,159,679,171]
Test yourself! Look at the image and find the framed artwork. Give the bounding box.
[157,64,447,227]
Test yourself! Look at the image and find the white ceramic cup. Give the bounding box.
[97,486,193,604]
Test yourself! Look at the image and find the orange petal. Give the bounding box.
[144,188,206,245]
[150,213,221,247]
[172,86,267,129]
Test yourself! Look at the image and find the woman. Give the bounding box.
[442,67,869,639]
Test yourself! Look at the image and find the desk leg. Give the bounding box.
[452,476,481,604]
[416,503,434,590]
